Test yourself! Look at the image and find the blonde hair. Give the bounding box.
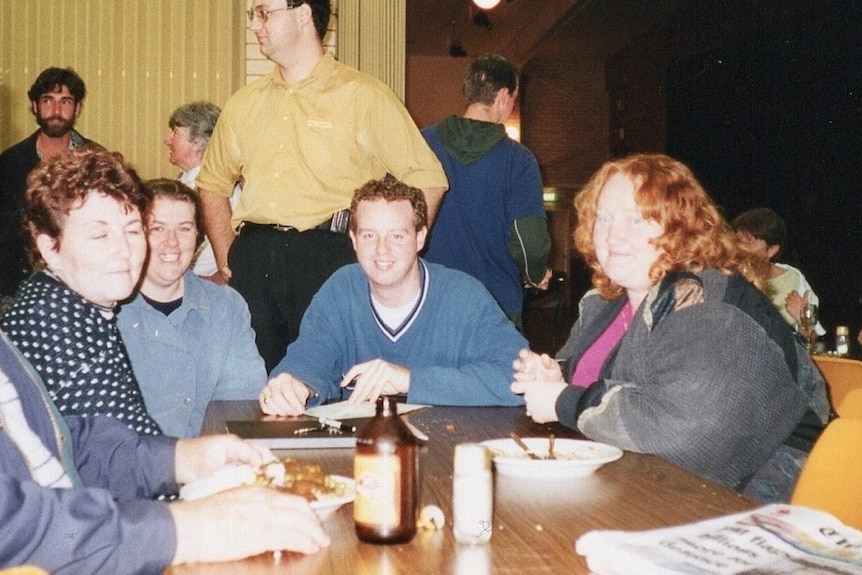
[574,154,764,299]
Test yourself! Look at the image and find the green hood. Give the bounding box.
[436,115,506,165]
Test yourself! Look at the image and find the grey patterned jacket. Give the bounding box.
[555,269,829,500]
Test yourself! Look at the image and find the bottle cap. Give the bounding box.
[837,325,849,336]
[454,443,490,474]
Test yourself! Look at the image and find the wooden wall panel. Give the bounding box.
[0,0,398,178]
[339,0,405,100]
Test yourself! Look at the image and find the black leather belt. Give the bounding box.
[240,209,350,235]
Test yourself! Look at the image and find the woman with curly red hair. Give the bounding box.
[512,154,829,502]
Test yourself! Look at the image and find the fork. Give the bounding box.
[509,432,542,460]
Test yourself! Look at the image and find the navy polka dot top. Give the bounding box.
[1,272,161,435]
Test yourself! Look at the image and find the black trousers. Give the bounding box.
[229,224,355,372]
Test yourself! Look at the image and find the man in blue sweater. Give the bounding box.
[259,176,527,415]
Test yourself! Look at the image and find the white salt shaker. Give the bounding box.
[453,443,493,544]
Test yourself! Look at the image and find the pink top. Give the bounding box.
[570,301,633,388]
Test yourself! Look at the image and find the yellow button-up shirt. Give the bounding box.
[198,52,448,231]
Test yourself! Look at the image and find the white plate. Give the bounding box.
[309,476,356,519]
[178,464,257,501]
[179,466,355,519]
[480,438,623,479]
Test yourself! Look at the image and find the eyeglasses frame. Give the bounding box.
[246,1,303,24]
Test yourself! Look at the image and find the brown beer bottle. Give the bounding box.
[353,395,418,544]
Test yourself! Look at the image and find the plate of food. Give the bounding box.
[480,437,623,479]
[179,458,355,519]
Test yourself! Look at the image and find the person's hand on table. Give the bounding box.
[511,349,567,423]
[169,486,330,565]
[260,373,313,416]
[342,359,409,404]
[174,434,275,485]
[510,378,567,423]
[513,348,563,382]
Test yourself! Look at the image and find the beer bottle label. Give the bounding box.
[354,453,402,527]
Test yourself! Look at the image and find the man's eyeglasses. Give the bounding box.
[246,1,303,24]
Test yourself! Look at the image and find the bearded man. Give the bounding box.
[0,67,98,299]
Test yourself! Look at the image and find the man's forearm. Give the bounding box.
[199,189,236,270]
[422,187,446,227]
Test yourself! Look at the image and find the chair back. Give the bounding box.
[810,354,862,416]
[838,388,862,419]
[791,417,862,530]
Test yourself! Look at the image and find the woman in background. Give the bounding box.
[512,154,829,502]
[162,100,241,279]
[1,145,160,435]
[731,207,824,338]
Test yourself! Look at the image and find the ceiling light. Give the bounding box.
[472,0,501,10]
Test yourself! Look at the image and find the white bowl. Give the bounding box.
[481,438,623,479]
[179,466,355,519]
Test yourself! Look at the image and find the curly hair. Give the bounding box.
[349,175,428,233]
[574,154,763,299]
[24,145,149,270]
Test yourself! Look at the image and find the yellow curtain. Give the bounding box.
[0,0,245,179]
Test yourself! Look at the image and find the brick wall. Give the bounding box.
[521,60,610,191]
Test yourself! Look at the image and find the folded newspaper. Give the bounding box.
[576,504,862,574]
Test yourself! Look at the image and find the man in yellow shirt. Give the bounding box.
[198,0,447,370]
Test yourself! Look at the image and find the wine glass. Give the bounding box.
[799,303,819,353]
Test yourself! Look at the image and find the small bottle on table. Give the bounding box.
[354,395,419,544]
[835,325,850,356]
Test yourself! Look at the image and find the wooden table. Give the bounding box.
[167,401,755,575]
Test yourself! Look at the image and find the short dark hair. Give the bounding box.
[27,67,86,103]
[731,208,787,248]
[143,178,205,247]
[301,0,331,41]
[349,175,428,233]
[168,101,221,149]
[463,54,518,105]
[24,145,148,270]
